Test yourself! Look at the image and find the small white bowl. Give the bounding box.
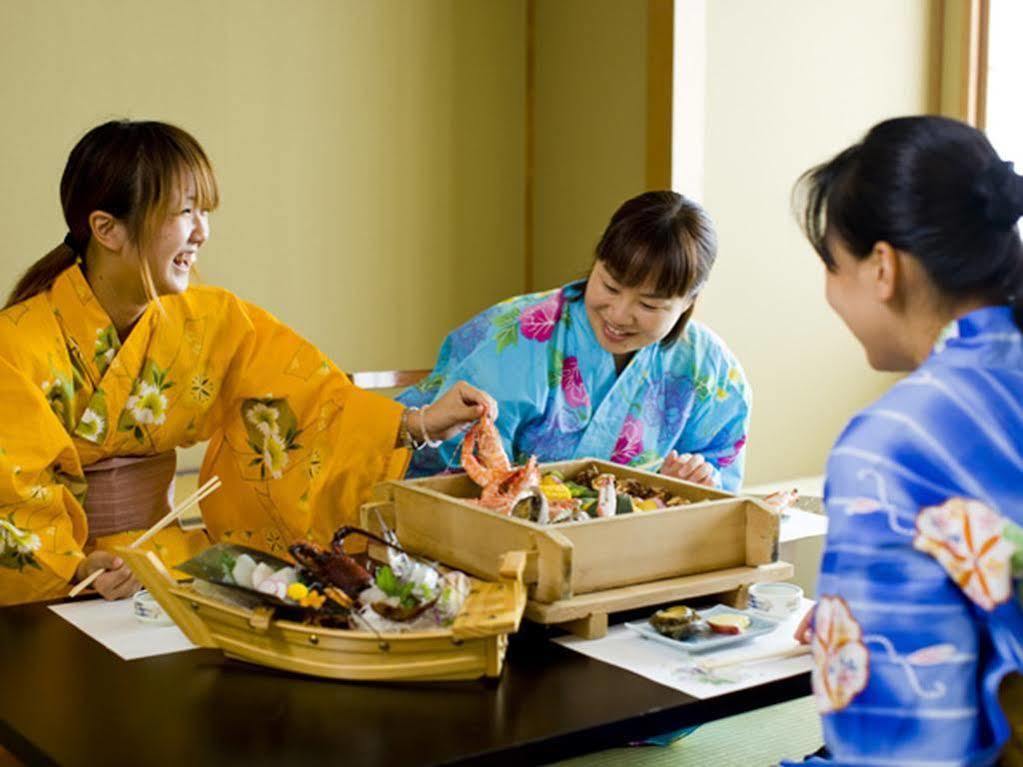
[748,582,803,618]
[133,589,174,626]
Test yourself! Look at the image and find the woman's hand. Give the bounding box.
[659,450,716,487]
[763,488,799,512]
[793,606,815,645]
[74,550,142,601]
[414,381,498,443]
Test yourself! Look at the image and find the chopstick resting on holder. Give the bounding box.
[696,643,810,672]
[68,475,222,597]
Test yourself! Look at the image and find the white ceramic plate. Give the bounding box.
[625,604,779,654]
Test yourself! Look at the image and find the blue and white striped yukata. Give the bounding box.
[787,306,1023,766]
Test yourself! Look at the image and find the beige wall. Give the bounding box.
[0,0,525,372]
[529,0,931,485]
[696,0,931,484]
[3,0,934,486]
[532,0,649,290]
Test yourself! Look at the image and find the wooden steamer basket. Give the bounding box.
[118,545,528,682]
[362,459,792,639]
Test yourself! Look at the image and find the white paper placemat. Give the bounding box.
[780,508,828,543]
[555,599,815,700]
[49,598,197,660]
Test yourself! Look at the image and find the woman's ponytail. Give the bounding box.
[4,241,79,309]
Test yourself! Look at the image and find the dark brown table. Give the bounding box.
[0,601,810,766]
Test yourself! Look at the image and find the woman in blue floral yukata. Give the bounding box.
[786,116,1023,766]
[398,191,751,492]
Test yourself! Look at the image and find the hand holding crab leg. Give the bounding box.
[763,487,799,512]
[410,380,499,443]
[461,416,541,515]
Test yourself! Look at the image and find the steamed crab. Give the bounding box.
[461,416,541,516]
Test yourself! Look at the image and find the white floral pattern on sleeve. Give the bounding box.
[0,518,42,571]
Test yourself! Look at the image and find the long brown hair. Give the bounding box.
[6,120,219,309]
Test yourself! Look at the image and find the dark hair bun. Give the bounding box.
[977,160,1023,229]
[794,115,1023,333]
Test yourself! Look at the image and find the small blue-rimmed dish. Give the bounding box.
[748,582,804,618]
[133,589,174,626]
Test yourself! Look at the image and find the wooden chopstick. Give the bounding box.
[132,477,221,547]
[68,475,222,597]
[697,643,810,671]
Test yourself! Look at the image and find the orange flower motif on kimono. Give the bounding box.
[913,497,1015,611]
[812,596,870,714]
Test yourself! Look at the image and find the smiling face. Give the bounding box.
[824,235,922,371]
[584,260,690,356]
[141,176,209,296]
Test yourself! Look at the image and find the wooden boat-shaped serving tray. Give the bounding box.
[118,546,528,682]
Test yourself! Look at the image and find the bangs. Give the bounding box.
[178,140,220,212]
[597,201,714,299]
[601,242,695,299]
[134,125,220,244]
[794,144,861,271]
[794,166,836,269]
[162,141,221,216]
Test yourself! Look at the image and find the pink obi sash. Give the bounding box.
[82,452,177,539]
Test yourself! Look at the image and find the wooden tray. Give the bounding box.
[362,459,791,638]
[118,546,528,681]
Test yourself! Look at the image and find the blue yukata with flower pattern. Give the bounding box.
[784,307,1023,767]
[397,281,751,491]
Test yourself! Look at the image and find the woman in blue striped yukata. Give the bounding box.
[786,116,1023,766]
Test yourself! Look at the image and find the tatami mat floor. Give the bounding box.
[549,695,822,767]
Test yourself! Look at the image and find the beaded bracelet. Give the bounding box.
[405,406,443,450]
[416,405,443,450]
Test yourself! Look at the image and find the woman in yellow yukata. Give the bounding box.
[0,120,493,606]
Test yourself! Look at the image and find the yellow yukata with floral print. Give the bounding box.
[0,265,408,605]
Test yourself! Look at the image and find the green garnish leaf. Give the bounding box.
[376,565,400,595]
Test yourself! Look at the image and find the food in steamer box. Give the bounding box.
[461,416,696,525]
